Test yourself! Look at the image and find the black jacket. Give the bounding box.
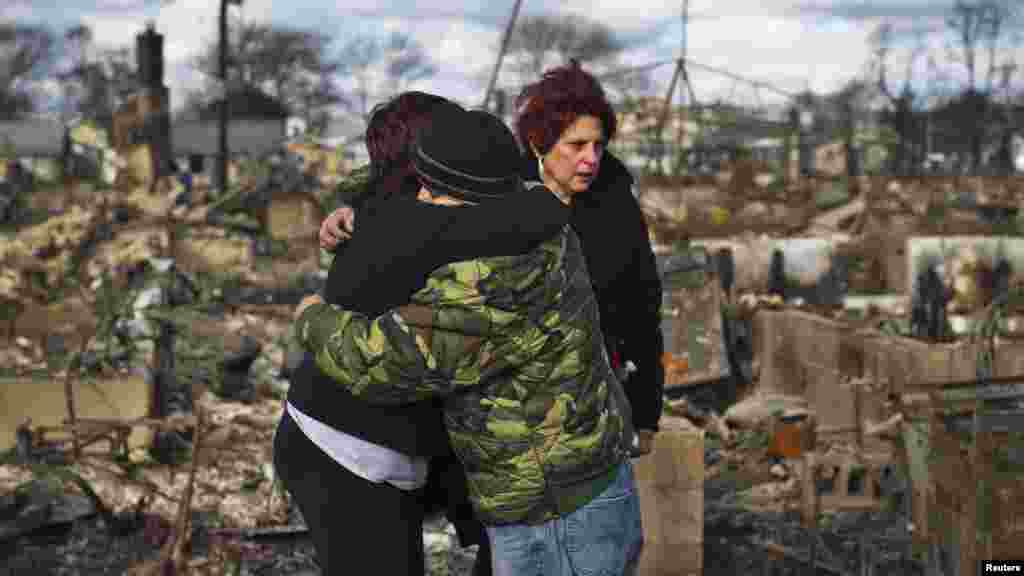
[521,152,665,431]
[286,182,569,457]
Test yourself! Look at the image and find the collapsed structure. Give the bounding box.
[648,166,1024,575]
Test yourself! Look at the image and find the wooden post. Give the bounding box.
[801,453,817,527]
[63,336,94,461]
[632,416,704,575]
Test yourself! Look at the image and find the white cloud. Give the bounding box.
[556,0,682,34]
[33,0,1024,125]
[1,1,34,21]
[80,16,147,51]
[327,17,501,113]
[431,19,497,75]
[95,0,146,10]
[35,78,63,101]
[144,0,273,111]
[360,0,878,111]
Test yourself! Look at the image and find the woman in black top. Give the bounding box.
[275,92,566,575]
[322,65,665,457]
[513,60,665,451]
[318,62,667,574]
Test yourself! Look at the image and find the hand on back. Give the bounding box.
[320,206,356,250]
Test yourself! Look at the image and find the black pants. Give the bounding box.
[424,451,492,576]
[423,452,486,544]
[273,411,426,575]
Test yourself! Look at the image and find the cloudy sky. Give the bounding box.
[4,0,1023,117]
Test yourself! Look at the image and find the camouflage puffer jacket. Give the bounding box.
[295,226,629,526]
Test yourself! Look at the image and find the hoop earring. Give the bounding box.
[530,144,544,176]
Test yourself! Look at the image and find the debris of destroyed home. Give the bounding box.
[2,35,1024,573]
[0,96,360,573]
[649,167,1024,575]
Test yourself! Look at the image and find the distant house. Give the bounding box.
[317,116,362,148]
[0,120,66,183]
[171,120,287,159]
[198,86,289,128]
[172,87,290,174]
[0,120,64,158]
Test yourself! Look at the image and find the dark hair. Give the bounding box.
[514,59,617,156]
[364,91,453,197]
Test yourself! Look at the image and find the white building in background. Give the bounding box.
[282,115,365,168]
[286,117,308,139]
[1014,135,1024,173]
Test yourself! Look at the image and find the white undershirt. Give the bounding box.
[285,401,429,491]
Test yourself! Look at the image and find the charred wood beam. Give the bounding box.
[755,539,852,576]
[902,372,1024,393]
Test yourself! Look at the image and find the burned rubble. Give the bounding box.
[0,128,345,573]
[648,167,1024,575]
[0,135,1022,576]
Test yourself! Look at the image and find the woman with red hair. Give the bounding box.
[515,59,664,450]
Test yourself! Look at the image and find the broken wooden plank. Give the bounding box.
[904,372,1024,393]
[754,540,852,575]
[207,525,310,539]
[663,374,732,398]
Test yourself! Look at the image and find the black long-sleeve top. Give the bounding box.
[286,181,569,457]
[521,152,666,431]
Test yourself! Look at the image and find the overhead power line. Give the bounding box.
[500,56,798,101]
[596,59,679,81]
[681,57,796,98]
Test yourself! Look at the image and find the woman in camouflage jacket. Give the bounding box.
[295,105,643,575]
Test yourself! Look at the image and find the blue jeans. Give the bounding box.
[486,460,644,576]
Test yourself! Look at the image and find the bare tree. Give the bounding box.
[943,0,1020,172]
[56,24,137,131]
[869,22,928,175]
[336,36,377,121]
[337,31,437,120]
[945,0,1018,93]
[0,21,55,120]
[58,24,91,124]
[831,79,871,179]
[947,0,988,91]
[194,23,345,125]
[507,14,620,79]
[504,14,646,95]
[381,32,437,95]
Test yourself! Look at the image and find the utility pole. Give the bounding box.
[217,0,243,197]
[483,0,524,111]
[217,0,229,198]
[681,0,687,106]
[656,0,689,175]
[656,62,683,174]
[677,0,689,174]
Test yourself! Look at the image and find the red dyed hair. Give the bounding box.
[364,91,453,197]
[514,59,617,156]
